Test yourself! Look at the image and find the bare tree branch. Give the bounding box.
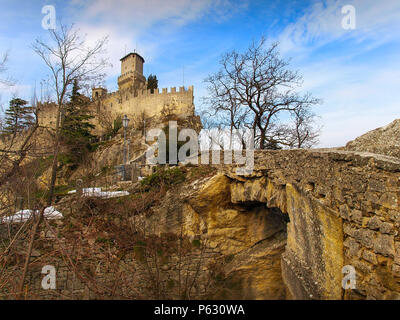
[14,23,110,298]
[204,37,321,149]
[0,51,15,86]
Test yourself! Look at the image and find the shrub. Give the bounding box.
[140,167,185,189]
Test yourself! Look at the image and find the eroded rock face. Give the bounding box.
[221,149,400,300]
[183,174,289,299]
[345,119,400,158]
[228,175,343,299]
[144,148,400,300]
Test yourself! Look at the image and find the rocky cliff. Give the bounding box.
[345,119,400,159]
[2,147,400,300]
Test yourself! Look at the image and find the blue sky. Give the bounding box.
[0,0,399,147]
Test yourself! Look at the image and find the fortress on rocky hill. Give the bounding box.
[38,52,196,133]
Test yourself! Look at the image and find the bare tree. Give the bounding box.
[14,23,109,297]
[0,51,15,115]
[97,109,115,136]
[286,107,321,149]
[0,51,14,87]
[0,97,41,299]
[204,37,320,149]
[203,73,248,149]
[32,23,109,205]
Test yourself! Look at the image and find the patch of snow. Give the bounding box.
[67,187,129,199]
[1,206,63,224]
[83,188,102,195]
[44,206,63,219]
[97,191,130,199]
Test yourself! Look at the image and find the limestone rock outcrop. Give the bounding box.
[183,174,288,299]
[345,119,400,158]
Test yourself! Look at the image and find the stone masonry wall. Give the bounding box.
[222,149,400,299]
[98,86,194,120]
[37,86,195,135]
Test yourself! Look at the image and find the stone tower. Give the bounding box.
[117,52,146,91]
[92,87,107,100]
[84,52,197,136]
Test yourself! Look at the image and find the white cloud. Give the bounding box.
[278,0,400,56]
[74,23,144,77]
[297,53,400,147]
[315,62,400,147]
[275,0,400,147]
[84,0,211,26]
[0,83,32,112]
[68,0,246,87]
[78,0,244,27]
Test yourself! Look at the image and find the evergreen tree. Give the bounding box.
[147,74,158,93]
[265,140,282,150]
[61,80,95,164]
[2,98,34,134]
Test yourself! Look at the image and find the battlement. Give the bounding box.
[102,85,193,100]
[94,82,195,124]
[138,85,193,96]
[92,87,108,100]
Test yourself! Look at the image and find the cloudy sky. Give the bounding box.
[0,0,399,147]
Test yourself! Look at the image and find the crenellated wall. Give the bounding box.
[96,85,194,120]
[37,85,195,134]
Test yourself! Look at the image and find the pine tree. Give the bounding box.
[2,98,34,135]
[147,74,158,93]
[61,80,95,163]
[265,140,282,150]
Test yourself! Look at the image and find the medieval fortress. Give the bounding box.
[38,52,195,132]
